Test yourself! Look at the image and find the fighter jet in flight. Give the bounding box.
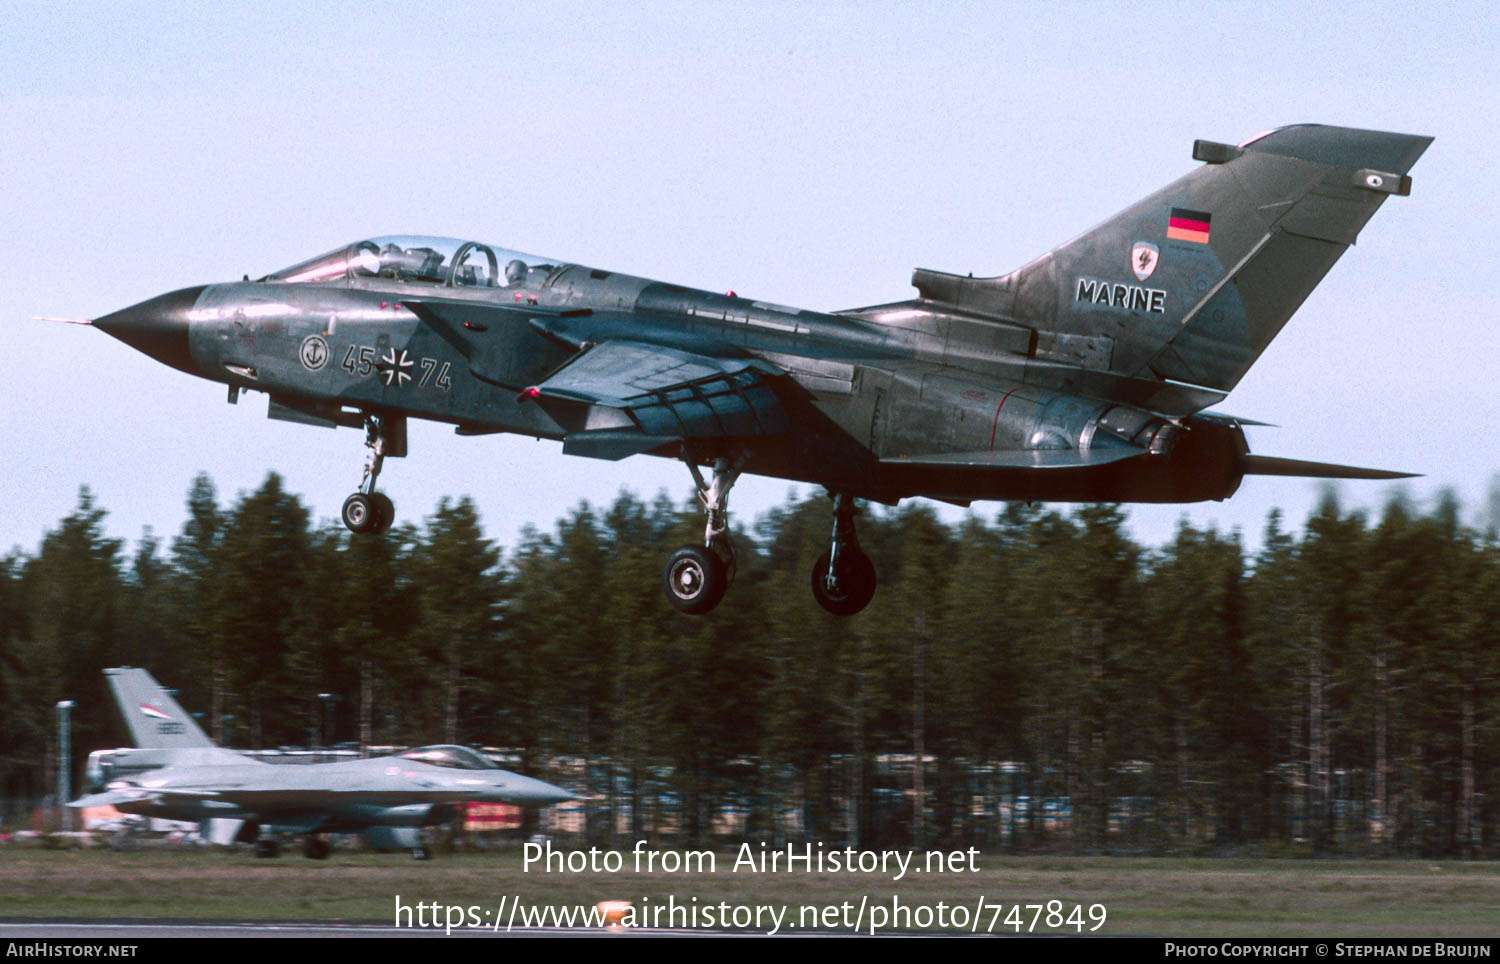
[81,124,1429,615]
[71,667,573,858]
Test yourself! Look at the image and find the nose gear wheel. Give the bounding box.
[342,414,401,534]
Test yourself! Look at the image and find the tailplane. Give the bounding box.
[1239,454,1416,481]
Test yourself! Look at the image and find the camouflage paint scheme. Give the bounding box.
[89,124,1431,614]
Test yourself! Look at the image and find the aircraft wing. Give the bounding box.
[527,340,792,460]
[402,297,794,460]
[68,787,222,808]
[69,790,150,809]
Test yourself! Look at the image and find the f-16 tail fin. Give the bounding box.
[913,124,1431,395]
[104,667,215,749]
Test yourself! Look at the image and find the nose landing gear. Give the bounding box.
[341,414,405,534]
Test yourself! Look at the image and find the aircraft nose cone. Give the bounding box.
[506,774,575,807]
[93,285,206,375]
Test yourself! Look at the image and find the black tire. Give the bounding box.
[810,548,877,616]
[412,845,433,861]
[662,545,727,615]
[303,837,330,860]
[370,492,395,533]
[342,493,376,533]
[254,839,280,859]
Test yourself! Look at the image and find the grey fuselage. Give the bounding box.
[127,257,1219,506]
[96,752,572,833]
[95,125,1432,507]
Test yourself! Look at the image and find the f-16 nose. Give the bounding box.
[507,774,576,807]
[93,285,206,375]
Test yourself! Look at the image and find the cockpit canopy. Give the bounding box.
[266,236,557,289]
[394,745,498,770]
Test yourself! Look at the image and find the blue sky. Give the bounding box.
[2,1,1495,560]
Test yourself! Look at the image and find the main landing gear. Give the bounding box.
[662,453,744,615]
[302,835,331,860]
[809,492,877,616]
[660,453,877,617]
[342,414,405,534]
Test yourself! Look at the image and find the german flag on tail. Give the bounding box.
[1167,207,1211,244]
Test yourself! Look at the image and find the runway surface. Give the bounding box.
[0,920,819,938]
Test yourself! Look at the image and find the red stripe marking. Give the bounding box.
[1168,216,1211,233]
[989,388,1018,450]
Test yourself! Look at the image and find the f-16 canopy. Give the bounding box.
[266,236,557,288]
[393,744,500,770]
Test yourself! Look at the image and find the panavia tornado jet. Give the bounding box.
[70,667,573,859]
[83,124,1429,616]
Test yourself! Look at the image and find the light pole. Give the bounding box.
[56,701,75,833]
[318,693,337,760]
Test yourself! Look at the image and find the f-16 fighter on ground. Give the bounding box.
[78,124,1430,615]
[71,667,573,859]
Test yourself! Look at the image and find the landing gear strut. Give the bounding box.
[412,827,435,860]
[342,414,404,534]
[662,452,745,615]
[810,492,877,616]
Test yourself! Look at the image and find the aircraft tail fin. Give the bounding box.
[913,124,1431,396]
[103,667,216,749]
